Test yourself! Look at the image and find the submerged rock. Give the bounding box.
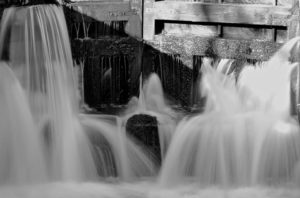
[126,114,161,165]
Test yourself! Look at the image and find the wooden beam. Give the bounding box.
[151,2,291,26]
[146,35,282,61]
[143,0,155,40]
[125,0,143,38]
[67,2,137,22]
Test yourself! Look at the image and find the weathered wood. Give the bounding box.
[143,0,155,40]
[224,0,276,4]
[147,35,282,61]
[222,26,274,41]
[144,1,292,40]
[223,0,296,7]
[163,23,219,37]
[278,0,297,6]
[66,1,142,38]
[162,0,221,37]
[224,0,279,41]
[153,2,290,26]
[66,2,136,22]
[125,0,143,38]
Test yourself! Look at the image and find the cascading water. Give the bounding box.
[79,114,157,179]
[0,5,97,181]
[0,2,157,184]
[0,62,47,185]
[0,1,300,198]
[159,37,300,187]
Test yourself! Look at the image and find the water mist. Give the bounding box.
[159,38,300,187]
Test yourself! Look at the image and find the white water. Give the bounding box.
[159,37,300,187]
[0,5,97,181]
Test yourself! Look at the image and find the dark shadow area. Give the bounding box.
[64,5,141,111]
[63,3,202,112]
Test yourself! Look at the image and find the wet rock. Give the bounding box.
[126,114,161,165]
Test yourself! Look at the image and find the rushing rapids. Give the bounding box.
[0,2,299,198]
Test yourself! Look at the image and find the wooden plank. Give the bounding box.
[150,2,291,27]
[164,0,219,2]
[144,1,293,40]
[222,26,274,41]
[143,0,155,40]
[157,1,220,37]
[72,0,125,2]
[278,0,297,6]
[224,0,276,4]
[163,23,219,37]
[67,2,136,22]
[147,35,282,61]
[125,0,143,38]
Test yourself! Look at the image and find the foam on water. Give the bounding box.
[159,38,300,187]
[0,182,299,198]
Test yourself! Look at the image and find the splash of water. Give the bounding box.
[159,38,300,187]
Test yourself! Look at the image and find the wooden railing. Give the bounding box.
[143,0,300,60]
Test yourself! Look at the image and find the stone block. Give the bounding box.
[126,114,161,165]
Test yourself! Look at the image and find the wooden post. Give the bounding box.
[273,0,277,42]
[217,0,223,37]
[143,0,155,41]
[126,0,143,38]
